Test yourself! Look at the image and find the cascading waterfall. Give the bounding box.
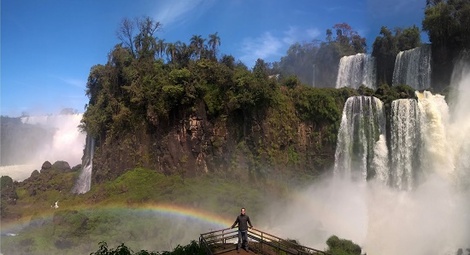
[335,92,454,189]
[336,53,376,89]
[416,91,453,179]
[331,89,470,253]
[448,56,470,188]
[312,55,470,255]
[392,45,431,90]
[390,99,421,190]
[72,135,94,194]
[334,96,386,181]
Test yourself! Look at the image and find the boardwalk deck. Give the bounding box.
[199,228,330,255]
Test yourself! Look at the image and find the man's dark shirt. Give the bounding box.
[231,214,253,231]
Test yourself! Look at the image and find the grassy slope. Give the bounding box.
[1,168,284,255]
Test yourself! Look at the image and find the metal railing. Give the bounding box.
[199,227,330,255]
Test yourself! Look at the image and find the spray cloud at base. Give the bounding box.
[0,114,86,181]
[258,61,470,254]
[259,174,469,254]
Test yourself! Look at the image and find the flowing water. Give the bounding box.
[392,45,432,90]
[336,53,376,89]
[324,59,470,254]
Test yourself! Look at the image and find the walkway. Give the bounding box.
[199,228,330,255]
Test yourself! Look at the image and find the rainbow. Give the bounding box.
[129,203,234,227]
[1,203,234,234]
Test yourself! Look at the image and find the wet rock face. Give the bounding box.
[89,97,338,183]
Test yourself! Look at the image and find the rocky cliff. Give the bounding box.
[91,93,346,185]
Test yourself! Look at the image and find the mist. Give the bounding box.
[0,114,86,181]
[259,174,470,254]
[258,61,470,254]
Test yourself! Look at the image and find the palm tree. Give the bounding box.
[165,42,176,63]
[190,35,205,60]
[208,32,221,60]
[156,39,166,59]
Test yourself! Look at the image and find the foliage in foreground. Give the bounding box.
[89,240,204,255]
[326,235,361,255]
[90,235,363,255]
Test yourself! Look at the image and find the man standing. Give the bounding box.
[231,207,253,252]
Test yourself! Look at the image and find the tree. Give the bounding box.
[117,18,136,57]
[332,23,366,55]
[133,16,161,60]
[166,43,177,63]
[156,39,166,59]
[276,41,319,86]
[372,26,398,85]
[208,32,221,60]
[190,35,205,60]
[326,235,361,255]
[315,42,340,87]
[423,0,470,89]
[326,29,333,42]
[395,25,421,51]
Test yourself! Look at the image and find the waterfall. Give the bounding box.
[72,135,94,194]
[392,45,431,90]
[448,55,470,188]
[390,99,421,190]
[335,90,465,189]
[19,114,86,166]
[312,64,316,87]
[334,96,386,181]
[327,56,470,254]
[416,91,453,180]
[336,53,376,89]
[0,114,86,180]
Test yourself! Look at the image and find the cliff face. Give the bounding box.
[91,100,339,184]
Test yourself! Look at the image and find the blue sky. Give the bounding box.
[1,0,426,117]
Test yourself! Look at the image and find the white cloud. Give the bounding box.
[155,0,215,28]
[239,27,321,66]
[283,26,321,45]
[239,32,283,67]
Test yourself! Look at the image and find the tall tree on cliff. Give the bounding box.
[423,0,470,89]
[314,23,366,88]
[276,41,319,86]
[208,32,221,61]
[372,26,421,86]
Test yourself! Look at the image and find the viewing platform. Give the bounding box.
[199,228,330,255]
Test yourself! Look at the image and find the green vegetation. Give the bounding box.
[0,167,271,255]
[372,26,421,85]
[274,23,367,87]
[423,0,470,89]
[89,240,204,255]
[326,235,362,255]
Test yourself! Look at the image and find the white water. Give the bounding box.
[0,114,85,181]
[334,96,386,181]
[336,53,376,89]
[72,135,94,194]
[295,59,470,254]
[392,45,432,90]
[417,91,453,180]
[390,99,421,190]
